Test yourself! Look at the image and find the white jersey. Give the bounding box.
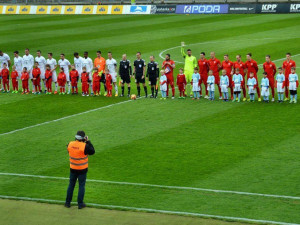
[22,54,34,71]
[14,56,23,73]
[106,58,117,76]
[46,58,57,82]
[35,56,46,70]
[74,56,83,74]
[0,53,10,68]
[81,57,93,74]
[58,58,71,75]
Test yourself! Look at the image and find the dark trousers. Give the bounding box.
[65,170,87,205]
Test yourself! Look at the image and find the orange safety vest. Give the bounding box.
[68,141,88,170]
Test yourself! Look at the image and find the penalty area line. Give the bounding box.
[0,99,133,137]
[0,195,298,225]
[0,172,300,201]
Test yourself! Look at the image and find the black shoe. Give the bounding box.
[64,202,71,208]
[78,203,86,209]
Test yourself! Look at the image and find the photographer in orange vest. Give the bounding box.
[65,131,95,209]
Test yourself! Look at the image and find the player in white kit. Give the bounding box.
[0,50,11,91]
[13,51,23,79]
[46,53,58,94]
[22,48,34,91]
[106,52,118,96]
[35,50,47,92]
[82,52,94,95]
[73,52,83,78]
[58,54,71,94]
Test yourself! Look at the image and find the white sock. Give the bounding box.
[114,84,118,94]
[43,80,46,90]
[68,82,71,92]
[90,83,93,93]
[55,82,58,91]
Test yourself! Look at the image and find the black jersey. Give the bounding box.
[119,60,132,76]
[147,61,159,78]
[134,59,145,75]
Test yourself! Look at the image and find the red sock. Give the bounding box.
[257,86,261,97]
[272,87,275,98]
[218,85,221,97]
[243,86,246,98]
[285,87,289,98]
[171,85,175,97]
[166,85,169,97]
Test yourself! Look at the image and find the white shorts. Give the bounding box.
[261,86,269,97]
[192,83,200,92]
[88,72,92,81]
[52,71,57,82]
[234,83,241,92]
[27,69,33,79]
[207,84,215,92]
[17,70,22,79]
[65,72,70,82]
[111,73,117,83]
[289,81,297,91]
[221,84,228,93]
[277,82,284,93]
[40,68,45,80]
[160,84,167,91]
[248,86,256,94]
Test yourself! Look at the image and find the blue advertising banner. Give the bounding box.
[176,4,228,14]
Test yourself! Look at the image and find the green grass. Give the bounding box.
[0,14,300,225]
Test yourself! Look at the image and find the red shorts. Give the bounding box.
[269,78,275,88]
[58,82,66,87]
[71,81,78,87]
[33,78,40,86]
[178,84,185,91]
[166,75,174,85]
[2,78,9,84]
[213,74,220,84]
[201,74,208,85]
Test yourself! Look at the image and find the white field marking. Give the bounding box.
[1,172,300,201]
[0,195,298,225]
[0,99,133,137]
[158,37,300,64]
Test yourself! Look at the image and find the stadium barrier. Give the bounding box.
[0,3,299,14]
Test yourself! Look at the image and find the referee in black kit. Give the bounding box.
[133,52,147,98]
[119,54,132,97]
[147,55,159,98]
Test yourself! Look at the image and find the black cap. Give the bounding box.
[75,131,85,140]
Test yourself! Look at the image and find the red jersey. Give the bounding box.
[32,68,41,78]
[70,70,79,83]
[263,61,277,80]
[283,59,296,77]
[81,72,89,83]
[21,72,29,81]
[221,60,234,76]
[245,59,258,76]
[198,59,209,76]
[233,61,246,76]
[93,72,101,82]
[45,70,52,79]
[208,58,221,76]
[1,68,9,79]
[11,71,18,79]
[177,74,187,85]
[106,74,112,85]
[57,72,66,85]
[162,60,175,77]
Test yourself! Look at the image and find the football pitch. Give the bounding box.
[1,13,300,225]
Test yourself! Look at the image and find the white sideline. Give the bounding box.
[1,172,300,200]
[0,195,298,225]
[0,100,132,136]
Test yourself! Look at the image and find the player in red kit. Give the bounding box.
[32,62,41,94]
[245,53,261,101]
[233,54,247,101]
[263,55,277,102]
[45,64,52,94]
[105,68,112,97]
[92,67,101,96]
[177,68,187,98]
[221,54,234,100]
[282,53,296,101]
[57,67,67,95]
[70,65,79,94]
[81,67,89,96]
[198,52,209,98]
[11,65,19,93]
[21,67,29,94]
[1,63,10,92]
[208,52,222,99]
[162,54,175,99]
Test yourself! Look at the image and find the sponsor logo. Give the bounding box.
[99,7,106,12]
[84,7,91,12]
[21,8,28,12]
[67,7,73,12]
[228,4,256,13]
[39,8,45,12]
[290,4,300,12]
[111,5,123,14]
[96,5,108,14]
[261,4,277,12]
[52,8,59,12]
[8,7,14,12]
[130,6,147,13]
[154,5,176,14]
[176,5,228,14]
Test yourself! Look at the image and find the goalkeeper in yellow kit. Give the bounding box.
[181,42,198,96]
